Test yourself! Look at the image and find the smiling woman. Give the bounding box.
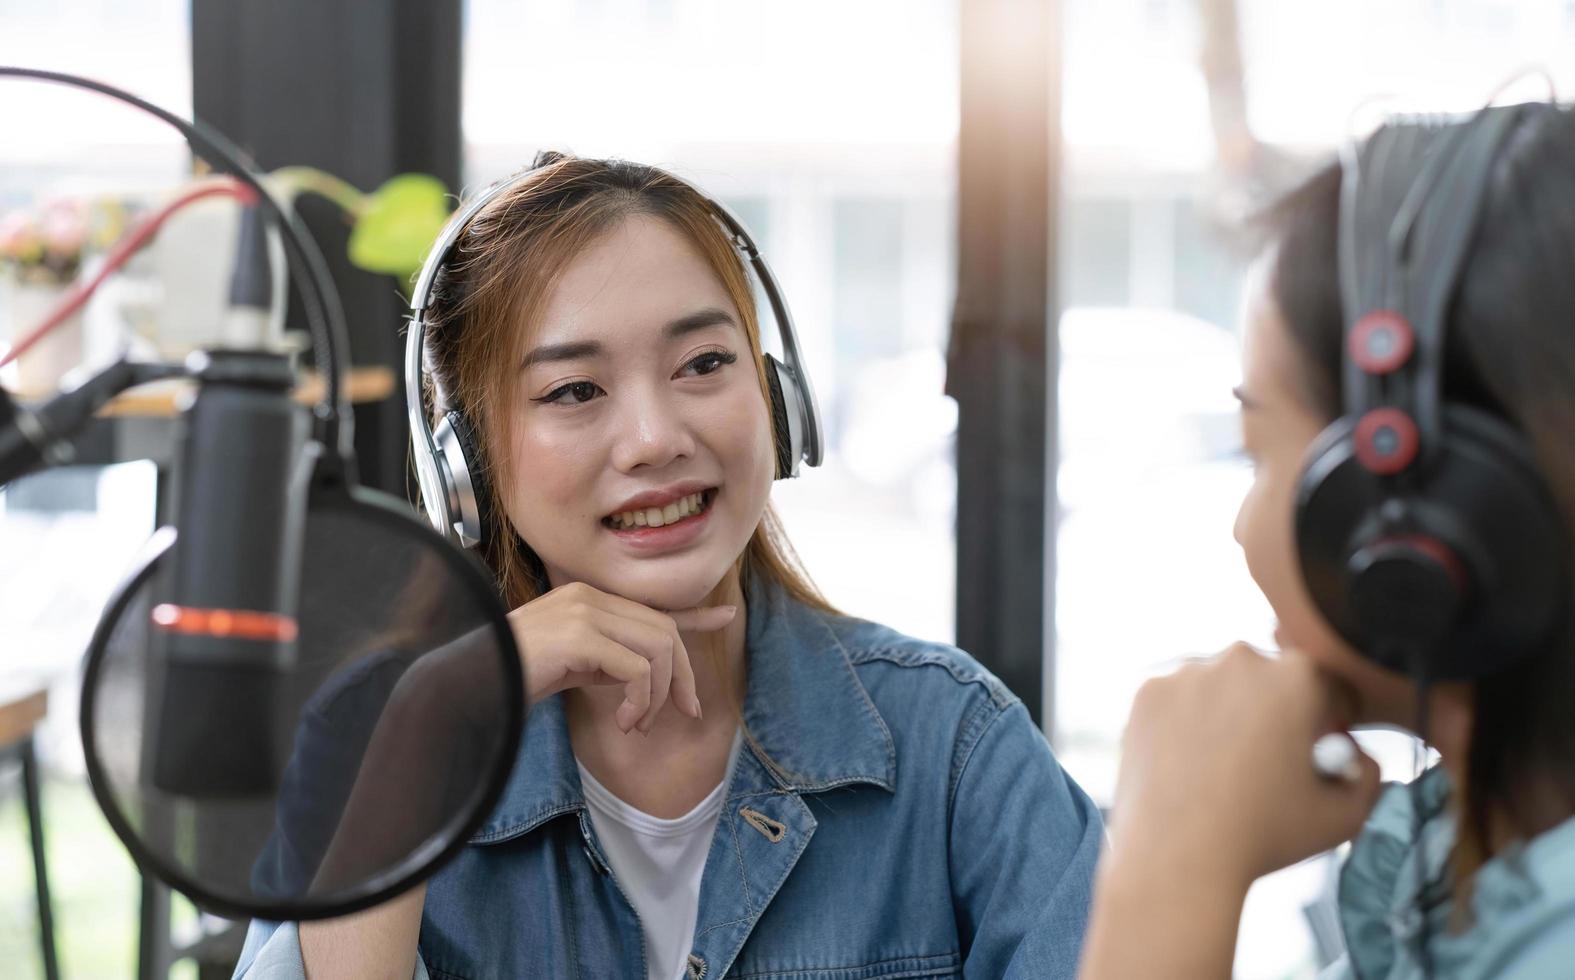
[232,154,1103,980]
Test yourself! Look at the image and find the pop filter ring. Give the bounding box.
[78,472,526,921]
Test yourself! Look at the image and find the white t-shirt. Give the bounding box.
[576,731,742,980]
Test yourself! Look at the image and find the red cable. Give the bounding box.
[1,178,261,369]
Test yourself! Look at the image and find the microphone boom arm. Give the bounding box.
[0,359,189,489]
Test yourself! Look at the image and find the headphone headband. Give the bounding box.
[1339,107,1530,445]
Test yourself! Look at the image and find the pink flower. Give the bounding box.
[38,200,88,260]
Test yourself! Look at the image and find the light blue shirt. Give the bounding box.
[1325,767,1575,979]
[235,573,1104,979]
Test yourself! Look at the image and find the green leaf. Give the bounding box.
[348,174,452,280]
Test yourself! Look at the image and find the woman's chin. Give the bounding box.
[584,561,732,613]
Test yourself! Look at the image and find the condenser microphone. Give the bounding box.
[148,347,308,797]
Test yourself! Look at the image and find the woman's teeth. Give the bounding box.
[607,491,711,530]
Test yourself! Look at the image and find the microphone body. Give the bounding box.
[150,349,308,797]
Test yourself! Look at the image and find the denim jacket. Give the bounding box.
[1322,768,1575,980]
[235,575,1104,979]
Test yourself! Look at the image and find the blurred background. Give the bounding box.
[4,1,1575,977]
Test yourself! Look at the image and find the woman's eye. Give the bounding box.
[681,349,738,377]
[537,380,603,405]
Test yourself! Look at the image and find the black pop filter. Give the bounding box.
[1,67,527,922]
[79,457,525,921]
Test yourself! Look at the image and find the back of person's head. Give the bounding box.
[1261,102,1575,855]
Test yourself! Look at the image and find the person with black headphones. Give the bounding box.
[234,154,1103,980]
[1078,102,1575,978]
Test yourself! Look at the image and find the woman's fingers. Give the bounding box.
[519,583,736,732]
[588,610,705,732]
[1114,640,1390,880]
[656,606,732,722]
[667,626,702,720]
[559,636,653,734]
[591,594,734,724]
[620,617,670,734]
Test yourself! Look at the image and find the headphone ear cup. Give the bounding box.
[440,408,493,545]
[763,355,796,480]
[1295,406,1567,679]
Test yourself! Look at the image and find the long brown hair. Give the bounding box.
[1259,104,1575,868]
[418,152,834,617]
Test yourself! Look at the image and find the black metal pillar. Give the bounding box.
[947,0,1060,728]
[190,0,463,495]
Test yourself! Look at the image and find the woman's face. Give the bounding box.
[499,213,776,611]
[1233,254,1418,723]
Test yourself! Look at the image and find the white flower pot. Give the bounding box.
[1,277,85,396]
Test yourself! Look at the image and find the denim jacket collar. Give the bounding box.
[470,574,897,844]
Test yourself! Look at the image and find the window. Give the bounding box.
[1062,198,1133,308]
[0,0,190,741]
[1055,1,1575,975]
[0,0,192,205]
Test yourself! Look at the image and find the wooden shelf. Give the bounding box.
[87,366,397,418]
[0,684,47,750]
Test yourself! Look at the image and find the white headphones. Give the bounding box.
[403,160,824,548]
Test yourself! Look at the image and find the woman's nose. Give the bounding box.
[610,390,696,472]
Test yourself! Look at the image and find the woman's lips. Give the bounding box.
[603,488,717,553]
[603,487,715,529]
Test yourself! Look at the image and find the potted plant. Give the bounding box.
[267,168,454,293]
[0,197,126,391]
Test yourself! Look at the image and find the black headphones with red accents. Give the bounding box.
[1294,104,1569,682]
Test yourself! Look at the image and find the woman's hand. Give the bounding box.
[1110,642,1384,885]
[1079,643,1385,979]
[507,581,736,734]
